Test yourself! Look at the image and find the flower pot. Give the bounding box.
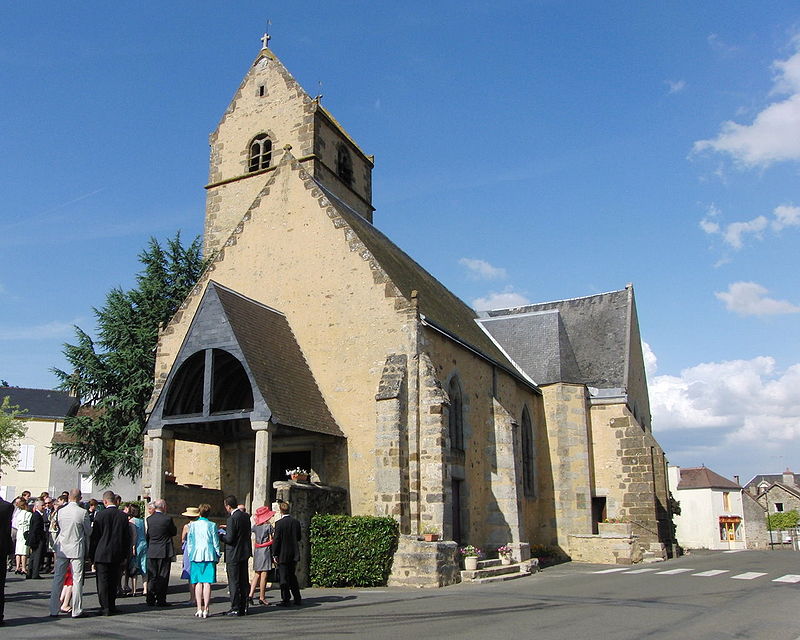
[464,556,478,571]
[290,473,309,483]
[500,555,512,565]
[423,533,439,542]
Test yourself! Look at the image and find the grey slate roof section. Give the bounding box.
[475,310,581,385]
[149,283,342,438]
[314,181,524,378]
[0,387,79,419]
[213,283,342,437]
[477,289,631,388]
[745,473,800,489]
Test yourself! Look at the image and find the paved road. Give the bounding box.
[4,550,800,639]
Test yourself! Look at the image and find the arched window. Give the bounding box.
[448,377,464,451]
[336,144,353,185]
[248,134,272,172]
[521,406,536,497]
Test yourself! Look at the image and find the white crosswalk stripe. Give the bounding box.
[692,570,729,577]
[773,574,800,583]
[593,567,630,574]
[731,572,768,580]
[624,568,658,574]
[656,568,694,575]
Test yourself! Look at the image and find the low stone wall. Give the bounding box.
[388,535,460,587]
[568,533,643,565]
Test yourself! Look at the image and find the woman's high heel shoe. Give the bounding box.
[202,609,209,618]
[195,609,203,617]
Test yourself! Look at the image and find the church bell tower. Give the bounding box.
[203,33,375,256]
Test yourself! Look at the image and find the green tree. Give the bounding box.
[767,510,799,531]
[0,396,27,474]
[51,233,209,486]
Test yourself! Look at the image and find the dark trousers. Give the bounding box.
[278,561,301,604]
[26,543,44,579]
[0,561,6,621]
[146,557,171,605]
[95,562,122,613]
[226,560,249,613]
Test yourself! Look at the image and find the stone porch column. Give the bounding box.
[146,428,172,501]
[251,421,275,511]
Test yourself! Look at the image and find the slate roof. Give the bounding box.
[211,283,343,437]
[677,467,741,490]
[0,387,79,419]
[476,288,632,387]
[316,182,529,383]
[744,472,800,489]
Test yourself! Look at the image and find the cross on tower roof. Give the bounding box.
[260,32,271,50]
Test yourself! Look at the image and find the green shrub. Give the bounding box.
[768,510,799,531]
[310,514,399,587]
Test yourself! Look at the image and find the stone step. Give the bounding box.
[468,570,532,585]
[461,562,529,581]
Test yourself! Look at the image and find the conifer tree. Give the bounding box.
[52,233,208,486]
[0,396,26,474]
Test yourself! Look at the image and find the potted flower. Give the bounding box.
[459,545,482,571]
[286,467,310,483]
[164,471,177,485]
[421,524,440,542]
[497,544,513,565]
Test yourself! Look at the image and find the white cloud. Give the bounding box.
[772,204,800,231]
[472,287,530,311]
[665,79,686,94]
[707,33,739,56]
[650,357,800,443]
[0,320,77,341]
[459,257,507,281]
[715,281,800,316]
[700,204,799,250]
[692,44,800,167]
[722,216,768,249]
[642,341,657,377]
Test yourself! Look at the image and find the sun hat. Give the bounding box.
[181,506,201,517]
[254,506,275,525]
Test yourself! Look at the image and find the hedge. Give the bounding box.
[310,514,399,587]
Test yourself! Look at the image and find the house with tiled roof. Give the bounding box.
[668,465,746,550]
[0,387,141,502]
[141,36,675,585]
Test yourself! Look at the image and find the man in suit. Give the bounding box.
[89,490,130,615]
[26,499,46,579]
[0,491,13,625]
[220,495,251,616]
[271,500,302,607]
[145,498,176,606]
[48,489,91,618]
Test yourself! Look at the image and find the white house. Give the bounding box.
[668,465,746,550]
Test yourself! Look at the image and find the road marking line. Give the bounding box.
[722,549,744,553]
[624,568,658,574]
[656,568,694,575]
[773,575,800,583]
[731,572,767,580]
[692,570,729,577]
[593,567,630,573]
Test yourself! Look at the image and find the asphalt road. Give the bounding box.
[4,550,800,639]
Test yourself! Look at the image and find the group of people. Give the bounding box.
[0,489,302,625]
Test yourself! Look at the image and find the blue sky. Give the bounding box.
[1,3,799,485]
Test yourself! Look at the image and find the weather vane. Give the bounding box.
[261,19,272,50]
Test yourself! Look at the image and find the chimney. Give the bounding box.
[783,468,795,486]
[734,475,740,487]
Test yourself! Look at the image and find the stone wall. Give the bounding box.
[743,492,768,549]
[388,536,460,587]
[568,533,643,565]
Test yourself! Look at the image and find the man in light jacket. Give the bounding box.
[49,489,91,618]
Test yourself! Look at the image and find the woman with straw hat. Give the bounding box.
[185,504,220,618]
[180,506,200,604]
[248,504,275,606]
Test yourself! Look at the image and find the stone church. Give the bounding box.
[142,36,675,583]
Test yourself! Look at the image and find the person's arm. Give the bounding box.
[168,517,177,538]
[212,521,220,559]
[220,515,236,546]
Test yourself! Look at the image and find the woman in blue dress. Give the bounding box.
[186,503,220,618]
[127,504,148,596]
